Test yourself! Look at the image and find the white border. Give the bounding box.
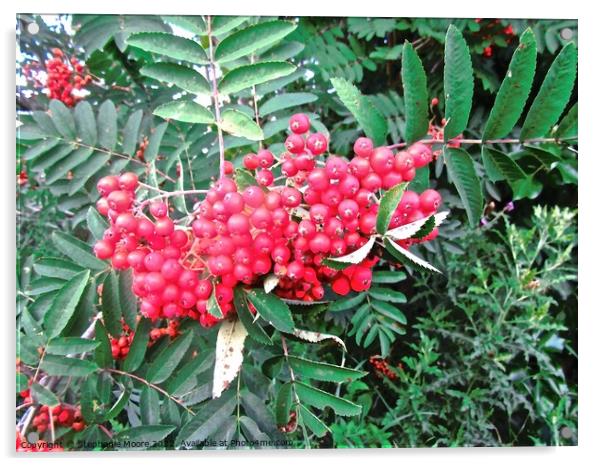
[3,1,599,465]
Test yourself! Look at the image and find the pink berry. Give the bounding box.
[289,113,311,134]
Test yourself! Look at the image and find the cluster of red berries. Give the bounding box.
[135,137,149,161]
[31,405,85,434]
[369,356,399,381]
[92,113,442,327]
[110,320,180,359]
[44,48,91,106]
[473,19,516,58]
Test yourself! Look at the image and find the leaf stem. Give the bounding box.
[387,135,578,150]
[206,16,226,179]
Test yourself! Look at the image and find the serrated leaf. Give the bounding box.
[122,109,143,156]
[295,382,361,417]
[215,20,296,64]
[101,271,122,336]
[68,152,110,195]
[212,318,247,399]
[275,382,293,426]
[33,257,84,280]
[147,331,193,384]
[411,215,436,240]
[43,270,90,338]
[299,404,330,437]
[86,207,109,241]
[444,25,474,140]
[175,391,237,448]
[328,292,366,312]
[22,138,60,161]
[376,182,408,234]
[119,270,138,328]
[94,320,112,368]
[325,236,376,266]
[206,291,223,319]
[220,109,263,140]
[258,92,317,117]
[246,289,294,333]
[47,337,99,355]
[49,99,76,139]
[123,318,151,372]
[555,102,578,140]
[444,147,483,227]
[128,32,208,63]
[385,211,449,240]
[288,356,366,383]
[139,386,160,425]
[370,300,408,325]
[368,287,407,304]
[219,61,296,94]
[520,42,577,140]
[97,100,118,151]
[483,29,537,140]
[74,101,98,145]
[40,354,99,377]
[401,41,429,143]
[481,146,527,183]
[114,425,175,450]
[31,383,60,407]
[292,328,346,350]
[384,238,441,273]
[330,77,387,145]
[154,101,215,124]
[234,288,272,346]
[141,63,211,95]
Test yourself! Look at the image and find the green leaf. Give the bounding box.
[275,382,293,426]
[147,331,193,384]
[234,168,258,190]
[122,109,143,156]
[74,101,98,145]
[299,405,329,437]
[154,101,215,124]
[206,291,223,319]
[94,320,112,368]
[220,109,264,141]
[47,337,99,355]
[33,257,84,280]
[123,318,151,372]
[175,391,237,447]
[31,382,60,407]
[258,92,318,117]
[443,25,474,140]
[101,271,123,336]
[97,100,118,151]
[215,20,296,64]
[295,381,362,417]
[140,385,160,425]
[43,270,90,338]
[119,270,139,329]
[234,288,272,345]
[68,152,110,195]
[22,138,60,161]
[141,63,211,95]
[482,29,537,140]
[127,32,208,63]
[481,146,527,183]
[219,61,296,95]
[555,102,578,139]
[212,16,249,36]
[376,182,408,234]
[401,41,429,143]
[330,77,388,145]
[288,356,366,383]
[114,425,176,450]
[368,287,407,303]
[86,208,109,242]
[444,147,483,227]
[370,300,408,325]
[49,99,76,139]
[45,146,93,184]
[16,373,28,392]
[328,292,366,312]
[384,238,441,274]
[246,289,295,333]
[520,42,577,140]
[40,354,99,377]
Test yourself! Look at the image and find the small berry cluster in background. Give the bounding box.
[31,405,85,434]
[472,19,517,58]
[369,355,399,381]
[92,113,442,328]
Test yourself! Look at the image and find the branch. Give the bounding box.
[206,16,226,179]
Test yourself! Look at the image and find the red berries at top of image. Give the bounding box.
[91,114,443,330]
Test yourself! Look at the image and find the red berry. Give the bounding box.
[353,137,374,158]
[93,240,114,260]
[332,275,351,295]
[289,113,311,134]
[306,133,328,155]
[243,153,259,170]
[118,172,139,191]
[370,147,395,174]
[256,149,275,168]
[419,189,442,213]
[285,134,306,154]
[150,201,168,218]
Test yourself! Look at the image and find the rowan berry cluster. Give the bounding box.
[92,113,442,328]
[369,356,399,381]
[31,405,85,434]
[43,48,91,106]
[110,320,180,359]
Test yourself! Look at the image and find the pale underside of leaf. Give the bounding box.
[385,238,441,274]
[292,328,347,351]
[212,318,248,399]
[385,211,449,240]
[327,235,376,265]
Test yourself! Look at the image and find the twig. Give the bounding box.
[387,135,578,150]
[206,16,226,179]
